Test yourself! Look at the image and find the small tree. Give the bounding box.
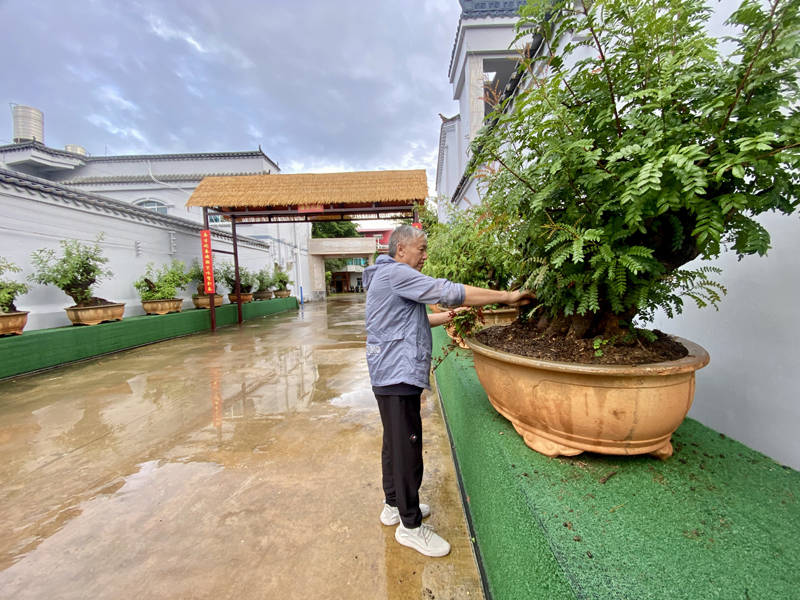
[255,267,274,292]
[272,265,292,291]
[133,261,191,301]
[471,0,799,341]
[423,205,515,291]
[218,262,256,294]
[187,259,221,295]
[0,258,29,313]
[29,236,113,307]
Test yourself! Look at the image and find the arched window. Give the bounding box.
[134,198,169,215]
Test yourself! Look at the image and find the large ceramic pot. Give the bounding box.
[464,335,710,459]
[274,290,291,298]
[141,298,184,315]
[65,303,125,326]
[253,290,274,300]
[228,292,254,304]
[192,294,224,309]
[0,311,29,336]
[482,307,518,326]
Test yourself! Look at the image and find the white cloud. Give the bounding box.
[97,85,139,112]
[87,114,148,145]
[145,13,253,69]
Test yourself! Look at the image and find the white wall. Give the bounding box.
[0,177,275,330]
[651,213,800,469]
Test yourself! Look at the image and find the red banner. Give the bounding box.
[200,230,215,294]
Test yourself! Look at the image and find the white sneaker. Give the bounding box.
[394,522,451,557]
[380,502,431,526]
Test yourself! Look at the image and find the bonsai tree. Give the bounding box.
[29,236,114,307]
[133,260,191,301]
[0,258,29,313]
[255,267,274,293]
[187,259,221,295]
[470,0,799,343]
[423,205,515,292]
[218,262,255,294]
[272,265,292,292]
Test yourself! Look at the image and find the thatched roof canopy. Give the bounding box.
[186,169,428,223]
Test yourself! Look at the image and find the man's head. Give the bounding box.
[388,225,427,271]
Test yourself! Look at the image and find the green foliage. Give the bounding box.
[133,261,191,301]
[272,265,292,291]
[423,205,515,291]
[470,0,799,334]
[29,236,112,306]
[255,267,274,292]
[312,221,359,238]
[0,258,29,313]
[218,262,256,293]
[325,257,348,272]
[187,259,222,295]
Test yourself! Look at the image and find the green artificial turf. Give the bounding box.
[432,325,800,600]
[0,297,298,379]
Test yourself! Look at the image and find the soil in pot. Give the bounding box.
[476,320,688,365]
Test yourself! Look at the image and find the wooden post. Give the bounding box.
[231,215,243,325]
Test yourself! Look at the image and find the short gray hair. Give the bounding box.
[388,225,426,258]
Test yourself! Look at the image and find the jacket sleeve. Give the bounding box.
[389,264,465,306]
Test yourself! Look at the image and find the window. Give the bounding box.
[134,198,169,215]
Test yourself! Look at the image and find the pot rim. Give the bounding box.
[0,310,30,316]
[464,334,710,376]
[141,298,182,303]
[65,303,126,311]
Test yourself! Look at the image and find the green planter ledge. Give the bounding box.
[431,324,799,600]
[0,297,298,380]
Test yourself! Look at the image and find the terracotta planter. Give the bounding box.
[482,307,518,326]
[464,335,710,459]
[274,290,291,298]
[0,311,29,336]
[141,298,184,315]
[192,294,224,309]
[431,304,517,349]
[253,290,274,300]
[228,292,254,304]
[65,303,125,326]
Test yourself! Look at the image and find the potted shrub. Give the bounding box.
[272,265,292,298]
[187,260,223,309]
[253,267,274,300]
[133,260,191,314]
[424,205,518,347]
[29,236,124,325]
[219,262,255,303]
[461,0,799,459]
[0,257,30,335]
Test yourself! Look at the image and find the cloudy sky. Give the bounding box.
[0,0,463,185]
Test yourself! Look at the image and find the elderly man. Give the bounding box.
[363,224,532,557]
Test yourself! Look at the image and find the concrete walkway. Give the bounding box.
[0,295,483,600]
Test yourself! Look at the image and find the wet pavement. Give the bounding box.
[0,295,483,600]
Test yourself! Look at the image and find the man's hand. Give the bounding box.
[428,306,470,328]
[505,290,535,306]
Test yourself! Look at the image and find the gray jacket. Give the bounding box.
[363,255,466,389]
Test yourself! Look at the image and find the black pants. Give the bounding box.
[375,393,423,528]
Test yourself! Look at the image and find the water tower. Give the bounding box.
[11,104,44,144]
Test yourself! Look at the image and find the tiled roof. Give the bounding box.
[0,141,279,169]
[460,0,527,18]
[0,168,269,249]
[61,172,268,185]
